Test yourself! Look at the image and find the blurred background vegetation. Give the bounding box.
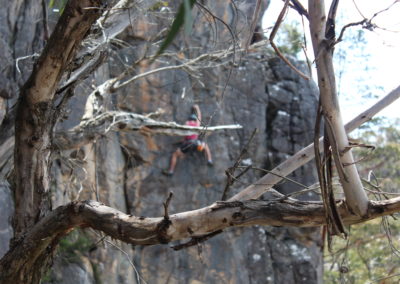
[325,119,400,283]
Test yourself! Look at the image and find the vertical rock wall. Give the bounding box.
[117,53,322,284]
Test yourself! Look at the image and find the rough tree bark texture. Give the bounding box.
[1,0,104,282]
[14,0,103,237]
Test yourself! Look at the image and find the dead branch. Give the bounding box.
[3,188,400,281]
[172,230,223,251]
[2,195,400,264]
[222,128,258,200]
[55,111,242,150]
[245,0,263,51]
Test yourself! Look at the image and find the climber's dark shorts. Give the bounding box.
[179,139,204,154]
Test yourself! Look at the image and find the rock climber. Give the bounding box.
[163,104,213,176]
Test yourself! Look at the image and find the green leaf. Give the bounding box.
[154,0,196,58]
[183,0,193,34]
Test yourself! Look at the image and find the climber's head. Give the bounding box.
[188,114,197,121]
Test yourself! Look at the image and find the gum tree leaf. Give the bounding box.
[154,0,196,58]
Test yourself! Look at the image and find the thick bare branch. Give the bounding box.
[55,111,242,149]
[2,195,400,283]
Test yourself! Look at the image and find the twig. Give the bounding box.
[15,53,40,74]
[221,128,258,200]
[192,1,238,105]
[289,0,309,19]
[352,0,366,19]
[245,0,263,51]
[92,230,148,284]
[163,192,173,220]
[363,172,391,201]
[221,165,252,201]
[370,0,400,22]
[113,64,187,89]
[364,187,400,196]
[248,166,311,190]
[172,230,223,251]
[230,85,400,202]
[269,0,310,80]
[336,19,367,44]
[381,215,400,258]
[371,273,400,283]
[300,16,313,78]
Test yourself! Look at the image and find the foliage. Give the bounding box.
[356,118,400,192]
[324,121,400,283]
[276,22,303,57]
[58,229,94,261]
[324,217,400,283]
[155,0,196,57]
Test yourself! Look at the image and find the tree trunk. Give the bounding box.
[4,0,104,282]
[308,0,369,217]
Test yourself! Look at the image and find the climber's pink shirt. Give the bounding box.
[185,120,200,140]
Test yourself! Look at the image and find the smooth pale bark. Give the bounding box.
[308,0,369,216]
[231,85,400,201]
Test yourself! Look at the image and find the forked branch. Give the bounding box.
[308,0,369,216]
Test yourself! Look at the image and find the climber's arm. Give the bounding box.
[192,104,201,123]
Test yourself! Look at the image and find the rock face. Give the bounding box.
[0,0,323,283]
[0,181,13,259]
[119,54,322,284]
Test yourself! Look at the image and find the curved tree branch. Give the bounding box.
[2,194,400,282]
